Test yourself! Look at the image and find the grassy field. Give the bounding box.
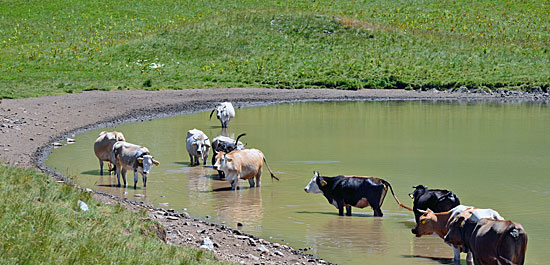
[0,165,224,264]
[0,0,548,98]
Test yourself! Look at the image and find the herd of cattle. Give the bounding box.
[92,102,527,265]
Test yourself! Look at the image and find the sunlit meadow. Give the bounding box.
[0,0,548,98]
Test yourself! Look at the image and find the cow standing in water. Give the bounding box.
[213,149,279,190]
[409,184,461,223]
[93,131,125,175]
[411,207,504,264]
[211,133,246,178]
[111,142,159,189]
[304,171,412,217]
[210,102,235,128]
[445,210,527,265]
[186,129,210,166]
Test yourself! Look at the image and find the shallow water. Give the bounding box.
[46,101,550,264]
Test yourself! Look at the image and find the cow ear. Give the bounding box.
[153,159,160,166]
[137,157,144,163]
[321,179,327,186]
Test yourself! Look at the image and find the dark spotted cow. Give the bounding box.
[304,171,412,217]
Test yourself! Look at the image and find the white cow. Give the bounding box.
[210,102,235,128]
[186,129,210,166]
[93,131,125,175]
[110,141,159,189]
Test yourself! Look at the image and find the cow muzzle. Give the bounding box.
[411,227,419,237]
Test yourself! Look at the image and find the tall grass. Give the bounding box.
[0,0,548,98]
[0,165,224,264]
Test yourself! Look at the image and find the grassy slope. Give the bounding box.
[0,0,549,98]
[0,165,225,264]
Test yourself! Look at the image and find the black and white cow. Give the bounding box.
[409,184,461,223]
[211,133,246,178]
[304,171,412,217]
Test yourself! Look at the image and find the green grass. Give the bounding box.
[0,0,549,98]
[0,165,225,265]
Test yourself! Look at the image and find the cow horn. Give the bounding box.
[417,209,428,214]
[209,109,216,120]
[235,133,246,145]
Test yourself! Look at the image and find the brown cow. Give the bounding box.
[93,131,125,175]
[412,206,503,264]
[213,149,279,190]
[444,212,528,265]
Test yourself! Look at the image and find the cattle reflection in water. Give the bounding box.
[183,165,263,227]
[213,188,263,227]
[306,217,387,256]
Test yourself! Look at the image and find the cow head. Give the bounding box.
[411,209,438,237]
[304,171,325,194]
[409,184,428,199]
[444,215,466,246]
[193,137,210,159]
[213,151,232,172]
[137,155,160,175]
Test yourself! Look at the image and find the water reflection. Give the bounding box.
[214,188,263,227]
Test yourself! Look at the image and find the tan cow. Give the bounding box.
[93,131,125,175]
[213,149,279,190]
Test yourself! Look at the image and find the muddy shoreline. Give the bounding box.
[1,88,548,264]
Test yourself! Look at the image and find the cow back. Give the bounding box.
[226,149,263,179]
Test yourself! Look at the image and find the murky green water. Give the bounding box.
[46,101,550,264]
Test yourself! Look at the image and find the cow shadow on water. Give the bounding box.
[295,211,376,218]
[81,170,102,176]
[401,255,455,264]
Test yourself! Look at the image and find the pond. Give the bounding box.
[46,101,550,264]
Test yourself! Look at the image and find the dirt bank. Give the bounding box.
[0,88,547,264]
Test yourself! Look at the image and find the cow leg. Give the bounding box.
[452,247,460,264]
[115,168,121,187]
[248,179,255,188]
[99,160,104,176]
[121,169,127,187]
[346,206,352,216]
[337,200,345,216]
[211,151,217,166]
[466,251,473,263]
[142,173,147,188]
[133,170,138,190]
[189,154,194,166]
[372,205,383,217]
[255,170,262,188]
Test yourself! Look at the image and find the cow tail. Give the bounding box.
[383,180,413,211]
[262,155,279,181]
[209,109,216,120]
